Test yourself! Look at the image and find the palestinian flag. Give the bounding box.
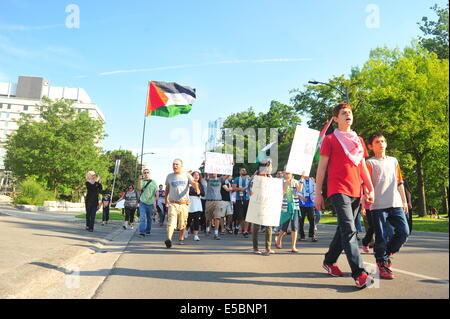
[314,118,333,163]
[146,81,196,117]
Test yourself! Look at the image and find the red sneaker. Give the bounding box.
[355,273,374,289]
[377,262,394,279]
[361,246,370,253]
[322,263,344,277]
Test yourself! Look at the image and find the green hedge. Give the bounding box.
[13,178,56,206]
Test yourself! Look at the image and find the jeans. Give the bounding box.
[324,193,366,279]
[85,202,97,230]
[371,207,409,263]
[139,202,154,235]
[315,209,322,226]
[299,206,315,238]
[157,201,166,224]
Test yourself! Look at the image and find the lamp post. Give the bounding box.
[308,80,349,104]
[134,152,155,182]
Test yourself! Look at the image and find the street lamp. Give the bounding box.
[308,80,349,104]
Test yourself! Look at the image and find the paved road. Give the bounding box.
[1,201,448,300]
[0,203,134,299]
[94,223,449,299]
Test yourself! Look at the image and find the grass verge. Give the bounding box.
[318,212,448,233]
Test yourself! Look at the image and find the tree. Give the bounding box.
[418,3,449,59]
[356,44,448,216]
[4,97,111,201]
[290,45,449,216]
[104,150,142,201]
[222,100,301,175]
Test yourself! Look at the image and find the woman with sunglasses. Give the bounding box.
[115,184,140,230]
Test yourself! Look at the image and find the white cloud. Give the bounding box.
[98,58,312,76]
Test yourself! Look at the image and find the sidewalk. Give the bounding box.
[0,203,136,298]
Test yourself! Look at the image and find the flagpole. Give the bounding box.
[139,81,150,178]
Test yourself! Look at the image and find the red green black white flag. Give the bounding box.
[314,118,333,163]
[146,81,196,117]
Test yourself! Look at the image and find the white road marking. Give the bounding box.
[364,262,449,283]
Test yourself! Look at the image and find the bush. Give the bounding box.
[13,178,56,206]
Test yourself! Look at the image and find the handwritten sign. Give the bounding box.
[285,126,320,176]
[245,176,283,227]
[204,152,234,175]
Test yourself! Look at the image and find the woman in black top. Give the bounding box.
[187,171,206,241]
[85,171,102,232]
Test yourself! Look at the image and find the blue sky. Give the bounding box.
[0,0,446,184]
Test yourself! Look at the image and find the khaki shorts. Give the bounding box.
[167,203,189,230]
[205,200,224,220]
[220,201,233,216]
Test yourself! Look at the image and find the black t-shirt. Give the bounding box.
[220,180,231,202]
[85,182,102,205]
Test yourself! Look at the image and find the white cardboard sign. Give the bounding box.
[245,176,283,227]
[204,152,234,175]
[285,126,320,176]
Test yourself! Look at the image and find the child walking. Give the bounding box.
[366,133,410,279]
[315,103,375,289]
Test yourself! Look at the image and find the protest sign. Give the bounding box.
[285,126,320,176]
[245,176,283,226]
[204,152,234,175]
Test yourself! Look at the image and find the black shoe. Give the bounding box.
[243,232,249,238]
[88,228,93,232]
[165,239,172,248]
[234,228,239,235]
[146,232,151,235]
[123,225,126,230]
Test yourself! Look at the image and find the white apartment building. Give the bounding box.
[0,76,105,171]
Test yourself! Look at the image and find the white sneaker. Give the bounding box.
[131,225,134,230]
[184,232,189,239]
[194,235,200,241]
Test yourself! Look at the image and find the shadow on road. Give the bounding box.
[29,262,358,294]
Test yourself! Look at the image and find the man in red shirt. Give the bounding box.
[315,103,375,289]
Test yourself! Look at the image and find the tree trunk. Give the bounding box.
[415,157,427,217]
[442,184,449,217]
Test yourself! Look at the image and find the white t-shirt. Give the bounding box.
[366,156,404,210]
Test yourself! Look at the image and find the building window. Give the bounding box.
[23,105,29,111]
[0,104,3,109]
[7,104,11,109]
[6,113,10,119]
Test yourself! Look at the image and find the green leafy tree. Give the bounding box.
[222,100,301,175]
[290,45,448,216]
[418,3,449,59]
[4,97,111,201]
[104,150,142,201]
[356,44,448,216]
